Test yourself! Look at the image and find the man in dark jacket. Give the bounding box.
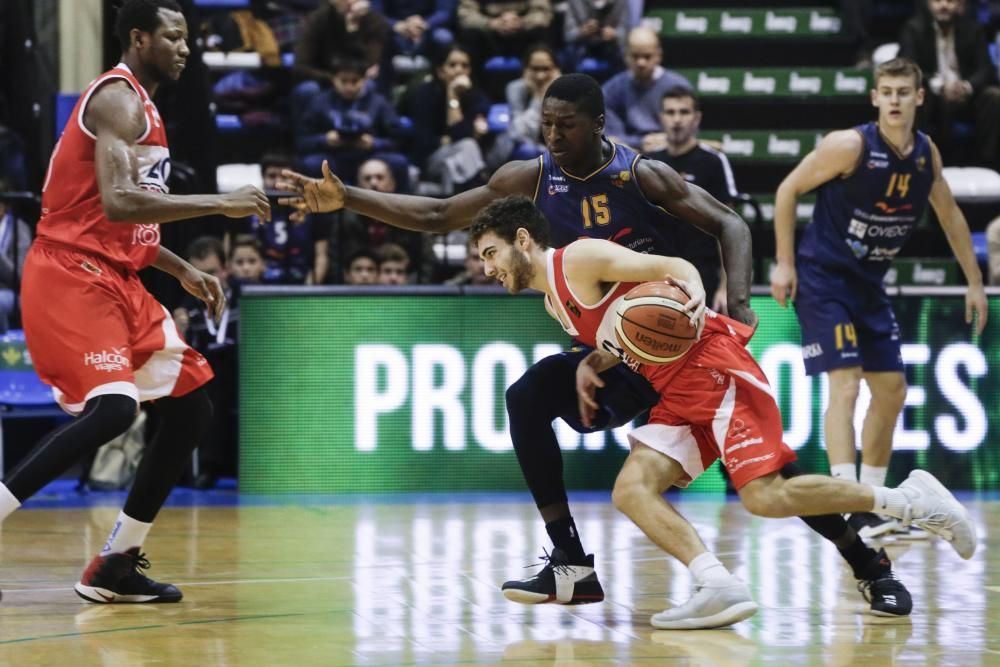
[898,0,1000,167]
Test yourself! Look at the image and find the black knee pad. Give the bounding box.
[780,462,804,479]
[160,387,214,426]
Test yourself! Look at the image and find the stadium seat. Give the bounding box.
[0,330,64,476]
[578,58,612,76]
[484,56,522,73]
[487,104,511,133]
[216,163,264,193]
[872,42,900,66]
[215,113,243,132]
[55,93,80,136]
[942,166,1000,200]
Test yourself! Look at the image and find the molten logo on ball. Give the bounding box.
[614,281,698,365]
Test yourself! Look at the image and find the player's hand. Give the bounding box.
[670,277,706,332]
[220,185,271,221]
[277,160,345,214]
[727,301,758,330]
[576,353,607,429]
[966,283,988,335]
[770,261,797,307]
[180,269,227,325]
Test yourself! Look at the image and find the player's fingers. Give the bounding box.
[322,160,335,182]
[790,277,797,303]
[277,195,299,206]
[278,169,309,189]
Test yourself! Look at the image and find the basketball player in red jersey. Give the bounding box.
[469,196,976,629]
[0,0,269,604]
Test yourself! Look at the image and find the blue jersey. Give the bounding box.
[798,122,933,284]
[533,140,678,253]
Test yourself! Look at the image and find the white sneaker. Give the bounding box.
[651,577,758,630]
[898,470,976,559]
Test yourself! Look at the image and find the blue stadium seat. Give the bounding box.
[194,0,249,6]
[487,104,510,133]
[215,114,243,132]
[55,93,80,136]
[484,56,522,73]
[971,231,988,265]
[281,52,295,68]
[578,57,612,76]
[0,330,64,476]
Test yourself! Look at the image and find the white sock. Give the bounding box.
[872,487,910,519]
[0,483,21,523]
[860,464,888,488]
[100,512,152,555]
[688,552,733,585]
[830,463,858,483]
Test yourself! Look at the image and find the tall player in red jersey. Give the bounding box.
[0,0,269,604]
[468,196,976,629]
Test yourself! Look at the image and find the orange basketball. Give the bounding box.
[614,282,698,364]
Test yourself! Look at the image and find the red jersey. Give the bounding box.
[38,63,167,271]
[544,241,754,386]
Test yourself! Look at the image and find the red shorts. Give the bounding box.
[628,331,797,489]
[20,241,213,414]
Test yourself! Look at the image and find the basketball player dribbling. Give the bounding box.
[0,0,269,604]
[771,57,988,540]
[276,72,758,603]
[469,195,977,629]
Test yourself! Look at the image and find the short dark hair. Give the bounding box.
[347,248,378,268]
[661,86,699,111]
[469,196,550,250]
[186,235,225,265]
[432,44,473,70]
[875,57,923,88]
[376,242,409,266]
[330,50,368,77]
[115,0,183,51]
[543,73,604,119]
[260,152,295,171]
[230,233,262,260]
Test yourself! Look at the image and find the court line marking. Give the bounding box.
[1,574,356,594]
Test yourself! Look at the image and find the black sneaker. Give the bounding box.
[74,548,182,604]
[501,548,604,605]
[856,548,912,617]
[849,512,899,540]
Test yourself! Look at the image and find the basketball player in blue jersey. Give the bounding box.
[771,57,988,540]
[279,74,918,622]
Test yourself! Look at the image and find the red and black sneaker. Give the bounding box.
[502,548,604,605]
[74,548,182,604]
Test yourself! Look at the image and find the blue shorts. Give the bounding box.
[793,261,903,376]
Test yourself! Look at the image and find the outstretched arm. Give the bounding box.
[772,129,861,307]
[278,159,540,233]
[927,141,988,334]
[89,81,270,224]
[635,159,755,327]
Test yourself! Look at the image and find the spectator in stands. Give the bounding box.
[602,27,692,153]
[648,88,738,311]
[457,0,553,75]
[296,52,409,185]
[336,159,435,281]
[383,0,456,69]
[400,45,491,194]
[241,153,332,285]
[343,247,379,284]
[564,0,628,73]
[292,0,390,109]
[488,44,561,169]
[0,189,31,332]
[445,236,496,285]
[376,242,412,284]
[229,234,266,284]
[898,0,1000,168]
[174,237,237,490]
[987,215,1000,285]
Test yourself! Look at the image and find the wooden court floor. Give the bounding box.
[0,495,997,666]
